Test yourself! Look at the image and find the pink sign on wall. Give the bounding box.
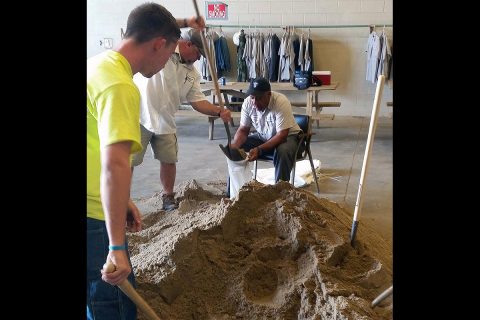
[205,2,228,20]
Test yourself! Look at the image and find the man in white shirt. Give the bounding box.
[227,77,302,195]
[132,29,231,211]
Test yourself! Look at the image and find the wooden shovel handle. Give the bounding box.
[103,260,161,320]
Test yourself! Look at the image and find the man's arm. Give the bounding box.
[231,125,250,149]
[191,100,232,123]
[247,129,289,161]
[176,16,205,30]
[99,141,133,286]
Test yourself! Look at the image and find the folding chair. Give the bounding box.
[253,114,320,194]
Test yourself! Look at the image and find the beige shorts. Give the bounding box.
[131,125,178,166]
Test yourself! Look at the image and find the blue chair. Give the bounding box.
[253,114,320,194]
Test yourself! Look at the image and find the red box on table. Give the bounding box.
[312,71,331,86]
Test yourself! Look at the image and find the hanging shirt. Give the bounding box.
[289,32,298,81]
[214,35,231,78]
[262,33,272,79]
[298,34,305,71]
[256,33,265,78]
[269,34,281,81]
[293,36,301,72]
[250,33,257,79]
[240,91,301,141]
[237,30,248,82]
[201,31,219,80]
[304,38,314,73]
[133,47,205,135]
[366,31,380,83]
[220,35,231,71]
[278,30,292,81]
[377,31,392,80]
[388,44,393,81]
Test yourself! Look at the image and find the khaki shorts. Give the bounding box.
[131,125,178,166]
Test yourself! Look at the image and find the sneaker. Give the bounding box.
[162,193,178,211]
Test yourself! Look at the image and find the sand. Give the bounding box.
[129,180,392,319]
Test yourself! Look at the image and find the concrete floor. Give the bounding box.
[131,113,392,244]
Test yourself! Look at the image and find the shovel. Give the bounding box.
[219,119,233,159]
[218,121,247,161]
[219,143,247,161]
[192,0,237,159]
[350,75,385,245]
[103,259,161,320]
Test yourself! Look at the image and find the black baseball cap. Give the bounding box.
[246,77,271,97]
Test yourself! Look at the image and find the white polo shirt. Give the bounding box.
[133,47,205,134]
[240,91,300,142]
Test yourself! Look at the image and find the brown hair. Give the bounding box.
[124,2,180,44]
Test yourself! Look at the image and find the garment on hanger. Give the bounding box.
[268,33,281,81]
[244,33,256,80]
[388,44,393,81]
[304,33,313,73]
[278,27,294,82]
[365,30,379,83]
[214,32,231,78]
[289,29,299,82]
[256,33,265,79]
[200,30,219,81]
[252,32,260,79]
[376,30,391,80]
[237,29,248,82]
[298,33,304,71]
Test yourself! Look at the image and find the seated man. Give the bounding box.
[227,77,303,195]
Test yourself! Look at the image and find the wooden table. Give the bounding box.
[200,81,339,120]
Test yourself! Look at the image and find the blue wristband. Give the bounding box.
[109,244,127,251]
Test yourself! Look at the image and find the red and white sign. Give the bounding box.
[206,2,228,20]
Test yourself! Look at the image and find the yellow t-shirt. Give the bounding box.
[87,50,142,221]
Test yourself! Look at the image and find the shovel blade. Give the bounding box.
[219,144,247,161]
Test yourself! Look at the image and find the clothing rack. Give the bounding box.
[206,24,392,29]
[369,24,390,34]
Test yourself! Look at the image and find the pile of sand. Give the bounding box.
[129,180,392,319]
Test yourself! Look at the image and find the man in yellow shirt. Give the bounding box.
[87,3,204,319]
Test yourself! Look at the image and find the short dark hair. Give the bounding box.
[124,2,180,44]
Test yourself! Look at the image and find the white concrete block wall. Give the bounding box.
[316,0,340,13]
[87,0,393,117]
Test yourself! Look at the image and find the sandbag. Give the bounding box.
[226,157,252,199]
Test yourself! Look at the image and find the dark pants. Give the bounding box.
[87,218,137,320]
[227,133,302,195]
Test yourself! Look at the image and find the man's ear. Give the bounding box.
[153,37,167,51]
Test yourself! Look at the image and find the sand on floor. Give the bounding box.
[129,179,392,319]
